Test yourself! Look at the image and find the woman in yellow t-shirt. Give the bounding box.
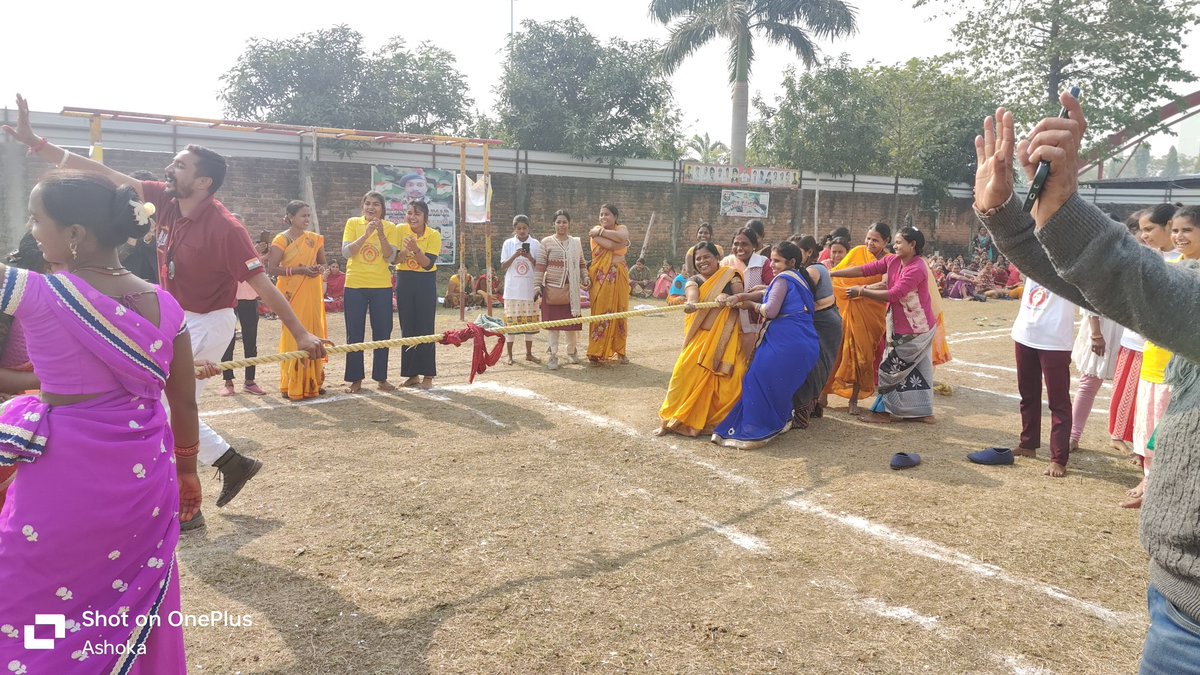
[341,191,400,393]
[395,200,443,389]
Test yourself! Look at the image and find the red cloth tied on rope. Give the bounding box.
[438,323,506,383]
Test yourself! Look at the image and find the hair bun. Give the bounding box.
[112,185,150,240]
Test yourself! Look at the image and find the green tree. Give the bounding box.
[748,56,884,175]
[1133,144,1151,178]
[496,18,682,161]
[917,0,1197,142]
[650,0,858,166]
[1164,146,1182,178]
[219,25,473,135]
[686,133,730,163]
[749,57,993,206]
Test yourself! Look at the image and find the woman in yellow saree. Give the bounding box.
[656,243,746,437]
[587,203,632,364]
[267,200,328,401]
[824,223,890,415]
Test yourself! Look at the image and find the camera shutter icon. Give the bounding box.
[24,614,65,650]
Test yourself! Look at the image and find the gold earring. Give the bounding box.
[69,240,78,260]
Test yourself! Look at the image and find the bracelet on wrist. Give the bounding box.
[174,441,200,458]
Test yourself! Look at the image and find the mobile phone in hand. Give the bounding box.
[1023,86,1082,213]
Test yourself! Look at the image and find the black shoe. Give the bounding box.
[215,452,262,508]
[180,511,207,532]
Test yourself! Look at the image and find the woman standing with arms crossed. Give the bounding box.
[267,200,327,401]
[395,200,442,389]
[587,203,632,365]
[342,192,398,393]
[823,223,891,415]
[536,210,590,370]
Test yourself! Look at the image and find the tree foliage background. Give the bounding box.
[916,0,1198,143]
[750,56,996,205]
[219,25,474,136]
[494,19,684,162]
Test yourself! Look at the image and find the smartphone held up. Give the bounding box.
[1022,86,1082,213]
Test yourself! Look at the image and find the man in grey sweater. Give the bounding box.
[972,94,1200,673]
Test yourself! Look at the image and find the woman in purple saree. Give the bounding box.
[0,172,202,674]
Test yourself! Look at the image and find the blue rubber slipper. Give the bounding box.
[967,447,1015,465]
[890,452,921,470]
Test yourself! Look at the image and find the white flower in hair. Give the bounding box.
[131,200,156,227]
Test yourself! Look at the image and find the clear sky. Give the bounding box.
[1,0,1196,156]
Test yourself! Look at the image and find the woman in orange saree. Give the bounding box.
[267,200,328,401]
[587,203,632,364]
[824,223,890,415]
[656,244,746,437]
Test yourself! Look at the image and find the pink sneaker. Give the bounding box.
[243,382,267,396]
[219,383,235,397]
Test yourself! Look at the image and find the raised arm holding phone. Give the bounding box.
[973,91,1200,671]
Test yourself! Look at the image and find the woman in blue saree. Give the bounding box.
[712,241,820,449]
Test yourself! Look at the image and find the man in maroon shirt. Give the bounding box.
[5,97,326,530]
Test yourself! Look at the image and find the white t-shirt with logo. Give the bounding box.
[501,236,541,302]
[1011,279,1076,351]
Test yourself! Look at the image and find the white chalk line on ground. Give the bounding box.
[787,498,1131,626]
[201,357,1133,629]
[620,488,771,554]
[450,382,1135,629]
[956,385,1108,417]
[201,387,509,428]
[811,579,1056,674]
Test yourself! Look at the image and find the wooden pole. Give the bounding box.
[459,145,467,321]
[483,144,493,317]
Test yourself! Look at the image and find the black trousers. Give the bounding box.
[396,271,437,377]
[222,299,260,381]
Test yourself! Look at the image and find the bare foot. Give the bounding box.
[401,377,420,388]
[1012,447,1037,458]
[652,426,669,436]
[506,356,515,365]
[1044,462,1067,478]
[346,380,363,394]
[847,402,862,416]
[1109,439,1130,453]
[861,412,894,424]
[1069,438,1080,452]
[1120,493,1144,509]
[1126,477,1146,499]
[525,354,542,364]
[916,415,937,424]
[617,355,630,365]
[377,380,398,392]
[419,377,434,390]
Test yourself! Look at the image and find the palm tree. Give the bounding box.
[650,0,857,166]
[686,132,730,163]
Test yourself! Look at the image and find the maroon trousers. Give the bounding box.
[1014,341,1073,466]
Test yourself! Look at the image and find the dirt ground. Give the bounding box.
[178,297,1149,674]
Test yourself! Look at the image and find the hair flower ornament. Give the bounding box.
[131,200,156,226]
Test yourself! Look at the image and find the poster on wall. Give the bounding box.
[719,190,770,218]
[682,163,799,188]
[371,166,456,265]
